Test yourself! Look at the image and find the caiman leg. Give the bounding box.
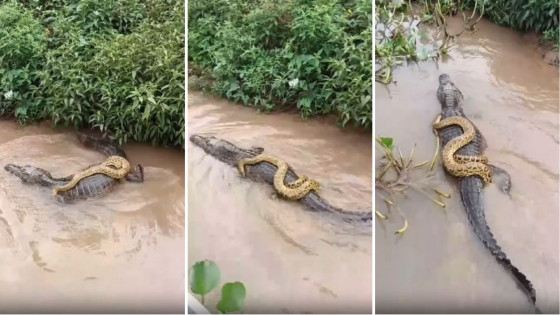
[489,164,512,195]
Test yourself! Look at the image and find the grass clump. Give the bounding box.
[375,135,450,235]
[542,28,559,50]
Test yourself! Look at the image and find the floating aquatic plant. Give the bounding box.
[189,259,247,313]
[375,133,449,235]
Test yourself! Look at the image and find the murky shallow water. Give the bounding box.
[375,17,559,314]
[188,93,372,313]
[0,122,185,313]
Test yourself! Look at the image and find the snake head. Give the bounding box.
[125,164,144,182]
[309,180,320,193]
[237,162,247,177]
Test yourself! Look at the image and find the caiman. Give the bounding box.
[433,73,538,311]
[190,134,372,225]
[4,132,144,201]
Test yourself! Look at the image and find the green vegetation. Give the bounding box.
[375,135,450,235]
[542,28,559,49]
[188,0,372,129]
[375,1,435,83]
[375,0,559,83]
[415,0,559,35]
[462,0,558,34]
[189,260,247,314]
[0,0,185,147]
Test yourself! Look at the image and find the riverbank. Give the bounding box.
[375,0,558,84]
[539,40,560,66]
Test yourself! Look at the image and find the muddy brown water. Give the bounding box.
[188,93,373,313]
[0,121,185,313]
[375,17,559,314]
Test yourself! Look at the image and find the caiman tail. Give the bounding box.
[460,175,536,306]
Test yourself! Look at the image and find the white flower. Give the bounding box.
[4,90,13,100]
[288,78,299,87]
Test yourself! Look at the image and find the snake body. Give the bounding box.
[53,155,131,195]
[433,116,493,183]
[238,154,319,200]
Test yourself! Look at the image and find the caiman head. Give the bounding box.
[4,164,48,184]
[439,73,451,85]
[437,73,464,110]
[190,134,264,166]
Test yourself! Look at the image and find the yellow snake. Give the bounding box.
[432,116,493,183]
[238,154,319,200]
[53,155,131,195]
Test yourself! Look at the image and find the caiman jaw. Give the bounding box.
[4,164,31,182]
[189,135,211,150]
[190,134,223,156]
[4,164,22,175]
[439,73,451,84]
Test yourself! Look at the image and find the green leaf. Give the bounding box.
[189,260,221,296]
[380,137,393,149]
[216,282,246,314]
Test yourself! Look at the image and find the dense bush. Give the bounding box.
[416,0,559,41]
[188,0,372,129]
[462,0,559,34]
[543,28,559,49]
[0,0,185,148]
[0,1,46,120]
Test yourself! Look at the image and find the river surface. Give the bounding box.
[0,121,185,313]
[188,93,373,313]
[375,16,559,314]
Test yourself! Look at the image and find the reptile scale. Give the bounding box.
[52,155,131,195]
[238,154,319,200]
[433,115,493,183]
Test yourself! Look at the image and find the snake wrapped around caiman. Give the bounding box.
[433,73,538,312]
[238,154,320,200]
[432,115,493,183]
[190,134,372,225]
[5,132,144,201]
